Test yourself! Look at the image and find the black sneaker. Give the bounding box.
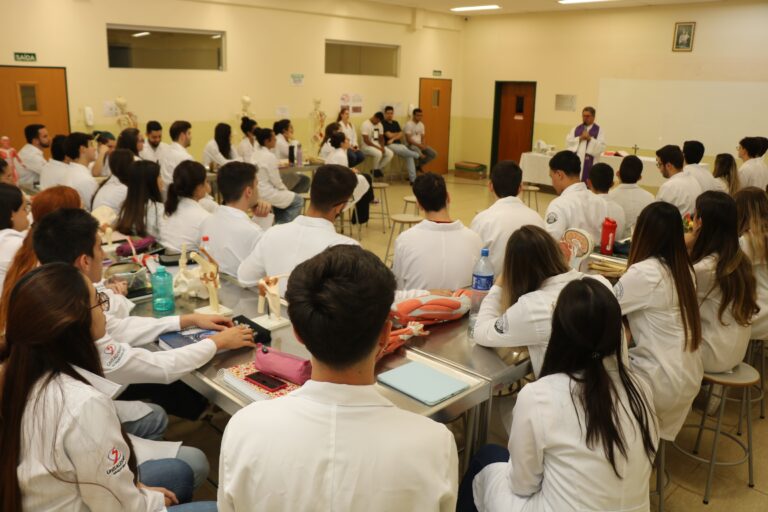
[373,169,384,178]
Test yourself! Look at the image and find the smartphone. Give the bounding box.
[245,371,287,392]
[233,315,272,345]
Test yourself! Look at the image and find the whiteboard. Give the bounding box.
[598,78,768,155]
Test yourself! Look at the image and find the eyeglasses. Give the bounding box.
[91,291,110,312]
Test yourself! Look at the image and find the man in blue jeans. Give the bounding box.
[382,105,422,183]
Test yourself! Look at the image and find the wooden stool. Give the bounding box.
[299,192,310,214]
[673,363,760,504]
[522,184,540,211]
[384,213,421,265]
[371,182,391,233]
[402,194,418,214]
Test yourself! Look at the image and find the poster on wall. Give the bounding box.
[275,105,290,118]
[340,93,364,116]
[290,73,304,86]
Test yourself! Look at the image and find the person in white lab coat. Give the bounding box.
[202,123,240,171]
[62,132,98,210]
[336,106,365,166]
[0,184,29,292]
[682,140,721,193]
[464,278,658,512]
[393,172,483,290]
[544,150,608,243]
[159,121,194,188]
[0,263,218,512]
[325,131,373,211]
[470,160,545,274]
[735,188,768,340]
[252,128,303,224]
[221,245,459,512]
[237,164,360,296]
[116,160,165,238]
[318,122,339,161]
[655,144,702,218]
[713,153,740,195]
[587,163,628,240]
[139,120,169,163]
[687,191,758,373]
[272,118,297,160]
[17,123,50,187]
[92,148,133,213]
[237,116,259,163]
[565,106,606,182]
[473,225,611,379]
[608,155,654,235]
[159,161,213,252]
[737,136,768,191]
[201,162,268,277]
[38,135,70,190]
[360,112,394,178]
[91,130,117,178]
[613,201,703,440]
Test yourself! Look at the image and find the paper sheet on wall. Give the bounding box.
[275,105,290,118]
[340,93,364,116]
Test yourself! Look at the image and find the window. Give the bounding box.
[107,25,225,70]
[325,40,399,77]
[18,83,38,114]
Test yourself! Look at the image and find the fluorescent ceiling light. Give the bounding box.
[132,31,151,37]
[211,34,222,39]
[558,0,615,4]
[450,5,501,12]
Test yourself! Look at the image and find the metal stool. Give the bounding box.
[384,213,421,265]
[651,441,670,512]
[522,184,540,211]
[371,182,391,233]
[673,363,759,504]
[402,195,418,214]
[299,192,310,214]
[748,339,766,419]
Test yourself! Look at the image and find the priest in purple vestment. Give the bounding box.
[565,106,606,183]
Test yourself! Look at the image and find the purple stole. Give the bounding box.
[574,123,600,182]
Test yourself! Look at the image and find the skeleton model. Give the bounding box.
[173,243,209,299]
[237,95,255,123]
[115,96,139,131]
[188,246,233,316]
[309,99,326,156]
[254,274,290,330]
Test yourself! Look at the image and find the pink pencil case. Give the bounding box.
[254,344,312,385]
[116,236,157,257]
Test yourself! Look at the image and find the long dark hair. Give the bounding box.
[165,160,207,215]
[116,160,163,237]
[628,202,702,351]
[0,264,136,511]
[499,225,570,310]
[320,123,340,154]
[539,279,657,478]
[735,187,768,264]
[240,117,257,138]
[336,106,350,123]
[116,128,141,157]
[690,191,759,325]
[214,123,233,159]
[0,183,23,230]
[713,153,740,195]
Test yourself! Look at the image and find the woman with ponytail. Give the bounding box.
[159,160,212,252]
[461,279,658,512]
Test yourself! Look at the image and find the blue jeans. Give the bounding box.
[388,143,422,181]
[409,144,437,168]
[347,148,365,167]
[122,403,168,441]
[170,503,217,511]
[289,173,310,193]
[139,458,195,503]
[456,444,510,512]
[274,194,304,224]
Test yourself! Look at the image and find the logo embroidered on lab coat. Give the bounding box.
[494,315,508,334]
[106,447,127,476]
[103,343,126,369]
[546,212,558,224]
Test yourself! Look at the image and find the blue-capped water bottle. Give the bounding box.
[151,265,175,312]
[468,247,494,339]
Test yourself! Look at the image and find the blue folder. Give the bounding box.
[378,361,469,406]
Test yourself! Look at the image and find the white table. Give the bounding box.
[519,152,665,189]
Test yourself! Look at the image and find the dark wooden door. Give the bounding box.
[418,78,452,174]
[493,82,536,166]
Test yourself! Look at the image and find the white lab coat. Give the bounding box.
[393,219,483,290]
[17,143,47,187]
[18,368,167,511]
[92,175,128,213]
[39,159,69,190]
[599,194,628,240]
[159,141,194,188]
[565,124,606,176]
[159,197,211,252]
[218,380,458,512]
[252,146,296,208]
[472,358,657,512]
[237,215,359,296]
[470,196,545,274]
[319,140,334,160]
[202,139,240,169]
[607,184,654,235]
[63,162,98,210]
[655,171,702,217]
[340,120,359,147]
[0,228,25,291]
[738,157,768,191]
[273,133,295,160]
[474,272,612,378]
[144,201,165,238]
[200,205,263,277]
[544,182,608,242]
[741,234,768,339]
[237,137,258,164]
[139,141,169,163]
[695,255,752,372]
[614,257,703,440]
[684,164,721,193]
[324,148,370,206]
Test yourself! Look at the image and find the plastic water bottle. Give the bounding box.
[468,248,494,339]
[296,142,303,167]
[151,265,175,312]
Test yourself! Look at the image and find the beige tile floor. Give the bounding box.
[166,173,767,510]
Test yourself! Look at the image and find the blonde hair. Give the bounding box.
[735,187,768,264]
[713,153,740,196]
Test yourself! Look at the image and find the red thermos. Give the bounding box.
[600,217,617,255]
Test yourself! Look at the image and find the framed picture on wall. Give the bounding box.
[672,22,695,52]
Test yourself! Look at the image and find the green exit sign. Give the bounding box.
[432,70,442,77]
[14,52,37,62]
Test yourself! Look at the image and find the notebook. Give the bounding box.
[218,361,300,403]
[377,361,469,406]
[158,327,218,351]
